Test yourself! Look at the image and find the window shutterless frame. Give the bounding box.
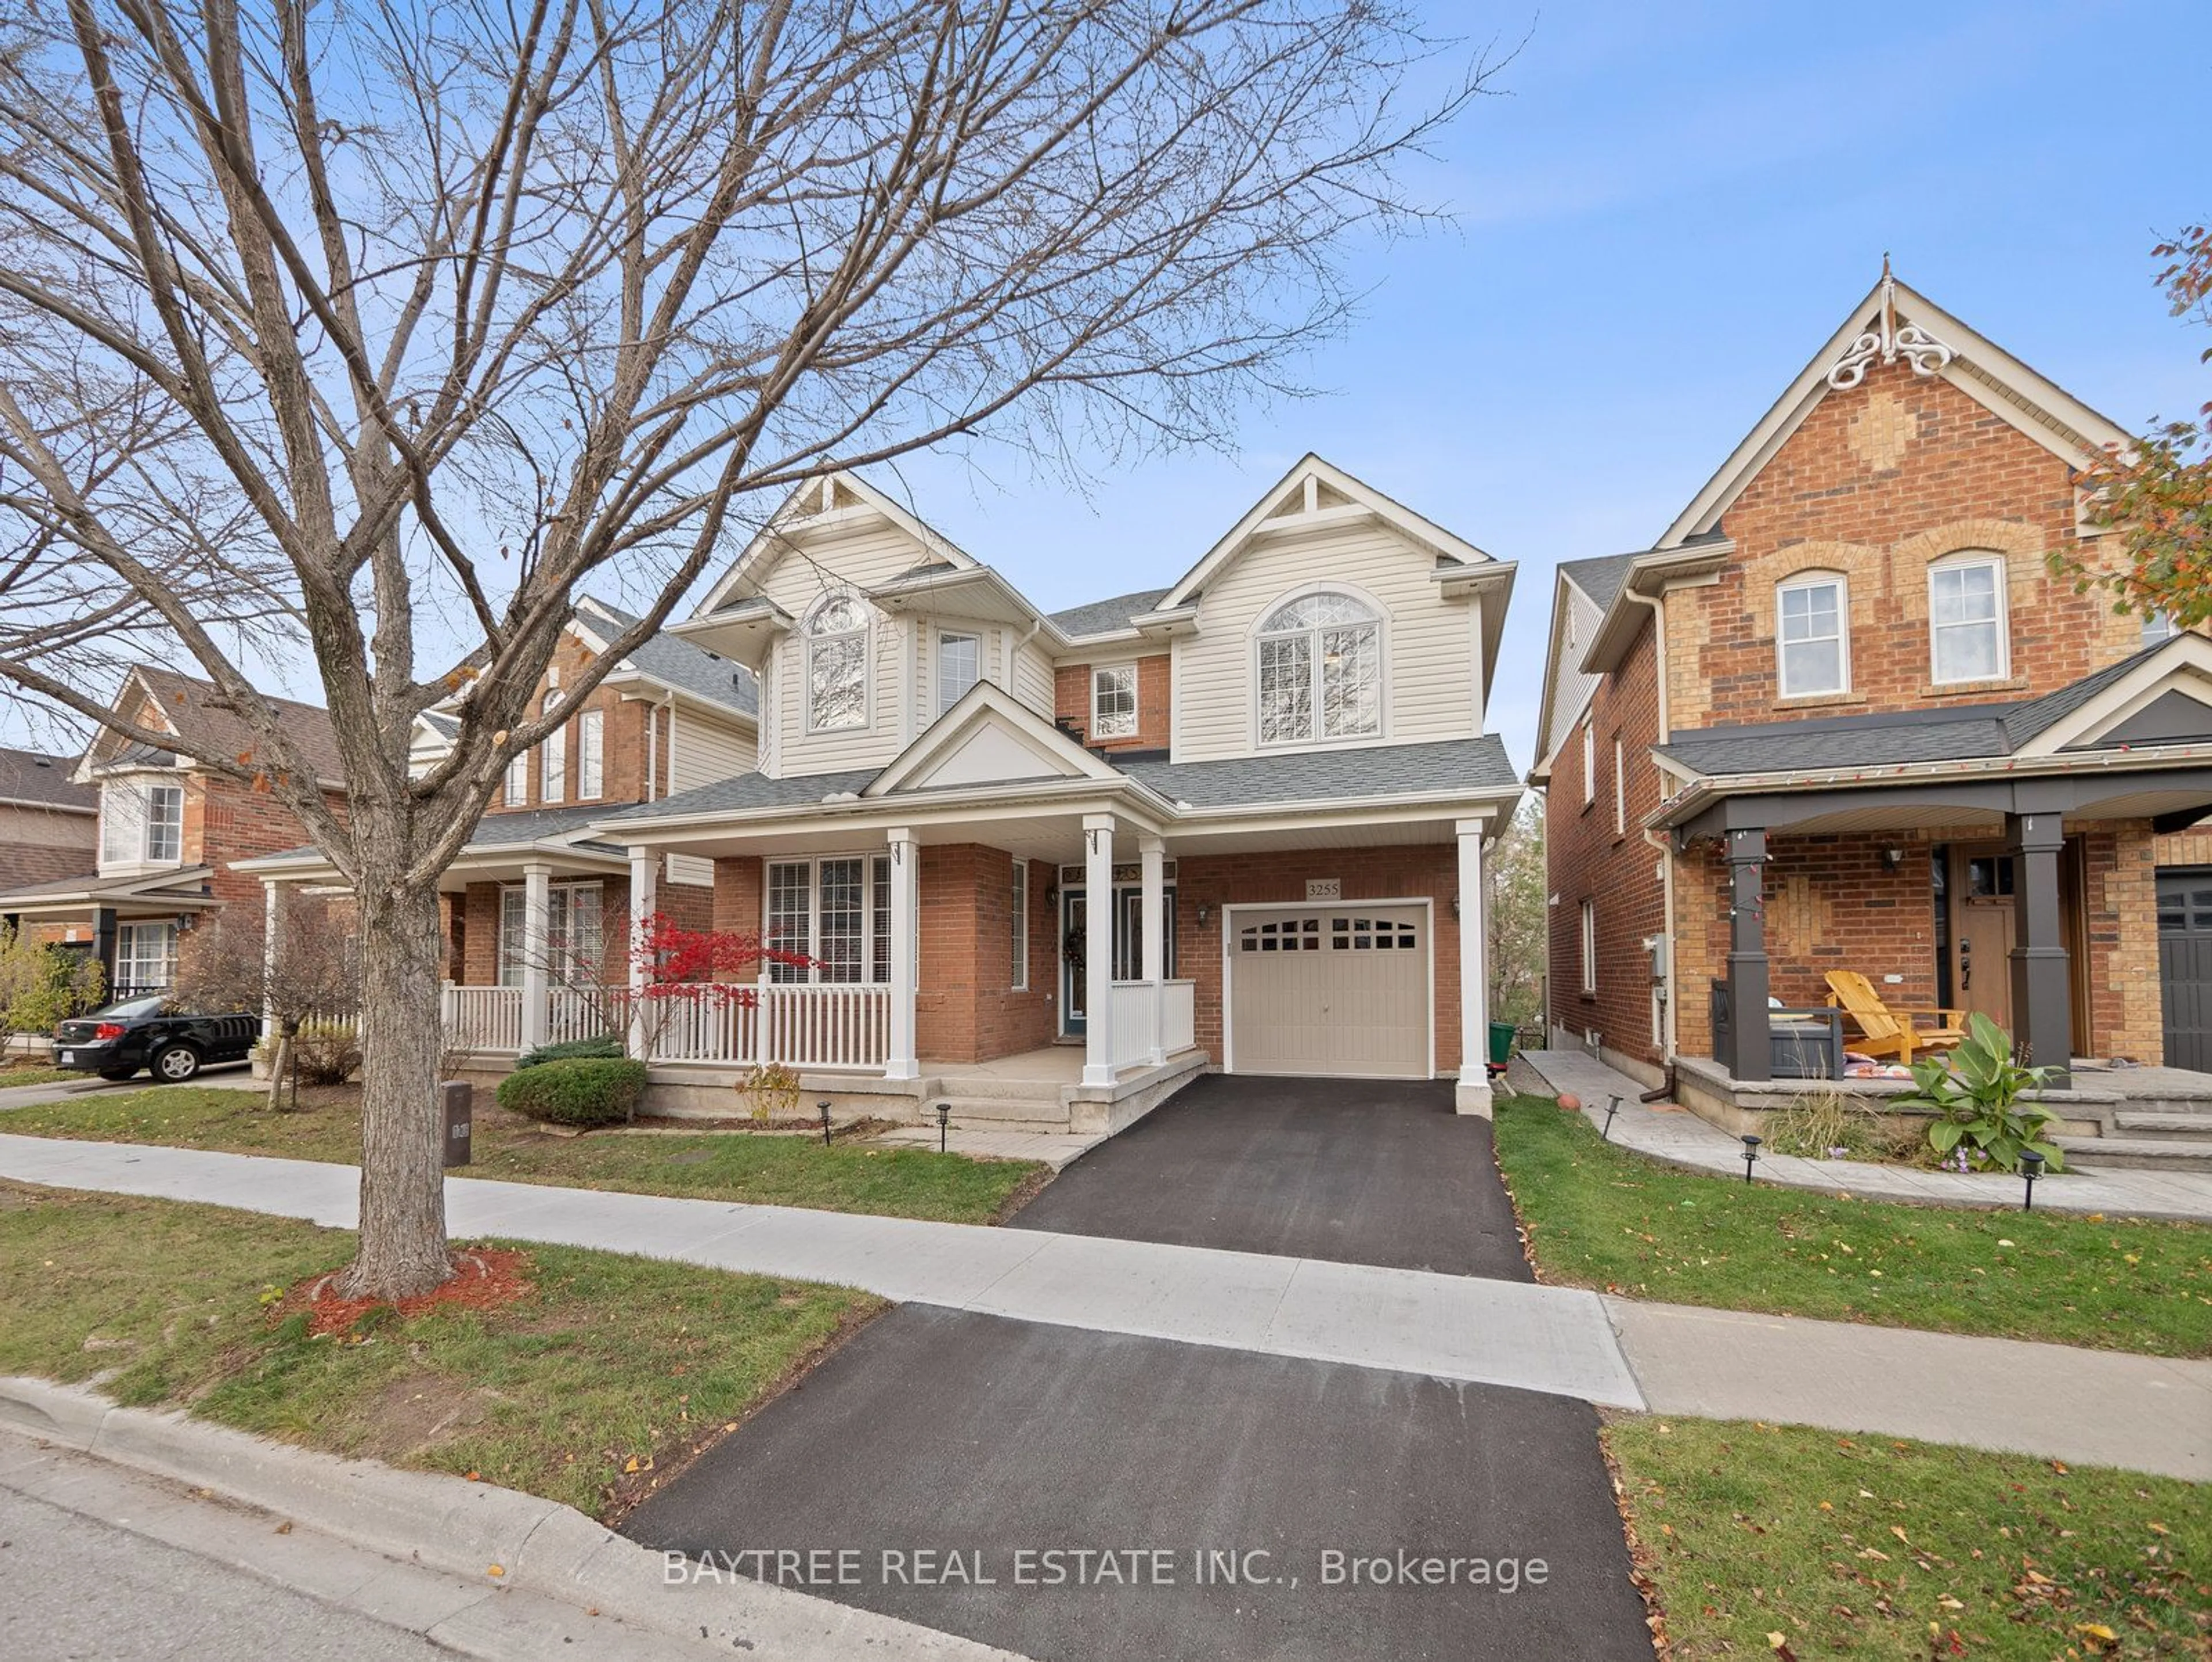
[1927,555,2009,685]
[1775,571,1850,697]
[1090,664,1138,739]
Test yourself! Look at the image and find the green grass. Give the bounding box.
[1608,1417,2210,1659]
[0,1180,876,1520]
[0,1066,74,1088]
[2,1085,1045,1225]
[1492,1095,2212,1357]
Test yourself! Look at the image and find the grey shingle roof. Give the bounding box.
[585,599,759,718]
[1119,736,1520,808]
[1556,552,1638,614]
[0,747,93,809]
[255,801,642,864]
[1048,588,1172,638]
[1660,641,2199,778]
[596,768,880,827]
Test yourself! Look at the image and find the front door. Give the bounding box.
[1951,846,2014,1028]
[2158,869,2212,1070]
[1061,890,1087,1036]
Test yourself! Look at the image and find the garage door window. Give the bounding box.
[1240,918,1321,952]
[1331,916,1417,951]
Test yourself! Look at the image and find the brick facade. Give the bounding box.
[1548,348,2185,1071]
[483,630,663,815]
[914,845,1058,1064]
[1054,654,1172,750]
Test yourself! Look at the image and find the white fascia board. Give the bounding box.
[1577,544,1734,675]
[590,775,1169,846]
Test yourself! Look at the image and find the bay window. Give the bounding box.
[937,631,980,714]
[100,779,184,866]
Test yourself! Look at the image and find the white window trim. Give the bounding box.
[802,593,872,735]
[99,776,186,871]
[503,748,529,807]
[1580,899,1597,994]
[497,880,604,987]
[1580,720,1595,809]
[541,694,567,804]
[936,629,982,716]
[1776,570,1851,698]
[1927,554,2010,686]
[1612,737,1625,836]
[575,707,604,800]
[115,921,179,991]
[762,853,895,985]
[1090,662,1138,740]
[1010,858,1030,990]
[1248,582,1389,751]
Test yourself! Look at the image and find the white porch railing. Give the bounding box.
[442,984,523,1054]
[1108,980,1158,1070]
[549,985,626,1047]
[638,982,890,1070]
[1161,980,1196,1057]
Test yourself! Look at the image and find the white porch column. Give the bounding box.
[1082,813,1116,1086]
[1455,819,1493,1117]
[520,861,552,1053]
[1138,833,1166,1066]
[259,879,279,1038]
[626,846,658,1061]
[885,827,919,1081]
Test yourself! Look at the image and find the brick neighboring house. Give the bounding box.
[1533,268,2212,1114]
[0,668,342,998]
[240,597,759,1050]
[541,457,1522,1127]
[0,748,97,894]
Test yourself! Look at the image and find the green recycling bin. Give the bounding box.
[1487,1020,1516,1072]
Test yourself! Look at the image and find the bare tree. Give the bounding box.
[0,1,1495,1296]
[1487,796,1544,1032]
[174,894,361,1111]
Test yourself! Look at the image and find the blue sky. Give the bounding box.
[881,0,2212,774]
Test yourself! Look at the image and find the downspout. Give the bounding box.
[645,694,661,801]
[1623,585,1679,1067]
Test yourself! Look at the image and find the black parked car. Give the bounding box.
[52,995,261,1083]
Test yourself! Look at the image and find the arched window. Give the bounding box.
[1776,571,1849,697]
[1255,589,1381,744]
[804,592,869,730]
[1927,552,2009,684]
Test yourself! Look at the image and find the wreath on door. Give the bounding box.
[1063,925,1085,966]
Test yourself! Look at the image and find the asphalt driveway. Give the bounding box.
[623,1305,1650,1662]
[1009,1073,1525,1277]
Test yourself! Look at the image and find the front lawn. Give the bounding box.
[1609,1416,2210,1659]
[0,1066,74,1089]
[1492,1095,2212,1357]
[1,1085,1044,1225]
[0,1181,878,1521]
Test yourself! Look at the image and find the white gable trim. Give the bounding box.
[861,680,1123,798]
[1660,276,2135,548]
[696,471,983,618]
[1159,453,1494,610]
[2016,635,2212,756]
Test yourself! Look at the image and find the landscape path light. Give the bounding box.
[1741,1133,1762,1184]
[2020,1149,2044,1212]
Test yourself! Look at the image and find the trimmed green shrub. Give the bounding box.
[497,1057,647,1127]
[513,1032,625,1071]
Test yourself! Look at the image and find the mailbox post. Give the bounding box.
[441,1081,474,1168]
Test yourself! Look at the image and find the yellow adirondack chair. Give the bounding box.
[1823,971,1970,1065]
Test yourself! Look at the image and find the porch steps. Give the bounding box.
[922,1074,1076,1133]
[2111,1111,2212,1142]
[2054,1135,2212,1174]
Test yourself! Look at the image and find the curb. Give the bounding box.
[0,1375,1023,1661]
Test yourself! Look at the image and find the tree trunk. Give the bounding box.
[264,1028,290,1112]
[335,876,451,1298]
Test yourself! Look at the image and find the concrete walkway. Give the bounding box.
[1518,1048,2212,1222]
[866,1124,1107,1170]
[3,1133,2208,1479]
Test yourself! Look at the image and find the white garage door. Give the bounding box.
[1228,906,1429,1078]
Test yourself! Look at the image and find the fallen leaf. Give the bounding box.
[1890,1526,1910,1544]
[274,1521,293,1535]
[623,1456,640,1474]
[487,1565,505,1578]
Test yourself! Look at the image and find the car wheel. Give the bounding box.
[98,1067,138,1082]
[150,1043,201,1084]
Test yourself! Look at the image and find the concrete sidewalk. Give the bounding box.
[2,1133,2207,1480]
[1520,1048,2212,1222]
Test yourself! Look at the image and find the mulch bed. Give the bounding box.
[286,1247,535,1338]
